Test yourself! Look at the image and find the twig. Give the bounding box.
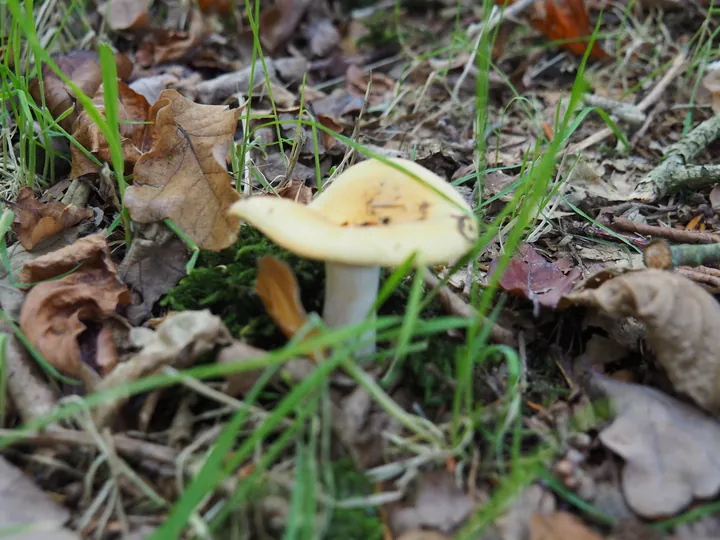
[583,94,646,125]
[609,216,720,244]
[568,51,687,154]
[676,267,720,293]
[423,269,516,346]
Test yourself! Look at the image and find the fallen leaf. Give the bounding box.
[496,0,608,59]
[276,180,313,205]
[136,10,207,67]
[0,456,79,539]
[700,70,720,115]
[259,0,310,52]
[93,310,231,427]
[346,64,396,106]
[70,81,152,178]
[124,89,241,250]
[490,243,582,311]
[106,0,151,31]
[529,511,603,540]
[590,373,720,518]
[8,187,93,250]
[19,233,131,380]
[306,18,341,58]
[563,269,720,415]
[397,531,450,540]
[388,470,476,537]
[28,50,133,132]
[117,223,189,325]
[198,0,232,14]
[710,184,720,214]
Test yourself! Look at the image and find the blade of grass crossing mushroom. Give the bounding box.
[381,264,425,387]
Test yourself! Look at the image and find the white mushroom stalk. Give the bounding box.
[228,157,479,360]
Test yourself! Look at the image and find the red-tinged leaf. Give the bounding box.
[490,243,582,310]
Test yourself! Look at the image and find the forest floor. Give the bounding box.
[2,0,720,539]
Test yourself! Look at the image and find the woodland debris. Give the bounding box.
[608,216,720,245]
[19,233,130,383]
[92,310,231,428]
[564,269,720,415]
[589,373,720,518]
[0,456,79,539]
[124,89,241,250]
[8,187,92,250]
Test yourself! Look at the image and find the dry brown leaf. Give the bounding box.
[124,89,241,250]
[117,223,189,325]
[19,233,131,380]
[590,373,720,518]
[396,531,450,540]
[485,484,556,540]
[106,0,151,30]
[0,456,79,539]
[29,50,133,132]
[276,180,313,205]
[8,187,93,250]
[136,10,207,67]
[93,310,231,427]
[564,269,720,414]
[529,511,603,540]
[700,70,720,116]
[259,0,310,52]
[346,64,395,106]
[70,81,152,178]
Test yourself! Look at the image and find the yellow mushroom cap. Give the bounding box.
[228,157,479,267]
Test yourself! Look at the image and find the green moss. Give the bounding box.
[325,458,384,540]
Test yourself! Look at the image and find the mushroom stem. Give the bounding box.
[322,262,380,359]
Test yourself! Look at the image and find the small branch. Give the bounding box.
[423,269,516,347]
[583,94,646,126]
[608,216,720,245]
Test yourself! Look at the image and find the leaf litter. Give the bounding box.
[4,0,720,538]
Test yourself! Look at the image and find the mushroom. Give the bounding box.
[228,157,479,358]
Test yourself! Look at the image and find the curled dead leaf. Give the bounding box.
[19,233,131,381]
[259,0,310,52]
[8,187,93,250]
[346,64,396,106]
[70,81,152,178]
[564,269,720,414]
[590,373,720,518]
[135,10,207,67]
[124,89,241,250]
[29,50,133,132]
[276,180,313,205]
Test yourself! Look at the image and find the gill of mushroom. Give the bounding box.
[228,157,479,360]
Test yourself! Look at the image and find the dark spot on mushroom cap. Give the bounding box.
[381,217,391,225]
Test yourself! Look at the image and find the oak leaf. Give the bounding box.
[123,89,241,250]
[590,374,720,518]
[70,81,152,178]
[29,50,133,132]
[8,187,93,250]
[19,233,130,380]
[564,269,720,414]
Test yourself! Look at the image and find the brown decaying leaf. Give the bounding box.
[19,233,131,380]
[276,180,313,205]
[93,310,231,428]
[9,187,93,250]
[564,269,720,414]
[494,0,607,59]
[255,256,309,340]
[124,89,241,250]
[70,81,152,178]
[28,50,133,132]
[135,9,207,67]
[529,511,603,540]
[345,64,396,106]
[590,373,720,518]
[259,0,310,52]
[106,0,150,31]
[490,243,582,310]
[117,223,189,325]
